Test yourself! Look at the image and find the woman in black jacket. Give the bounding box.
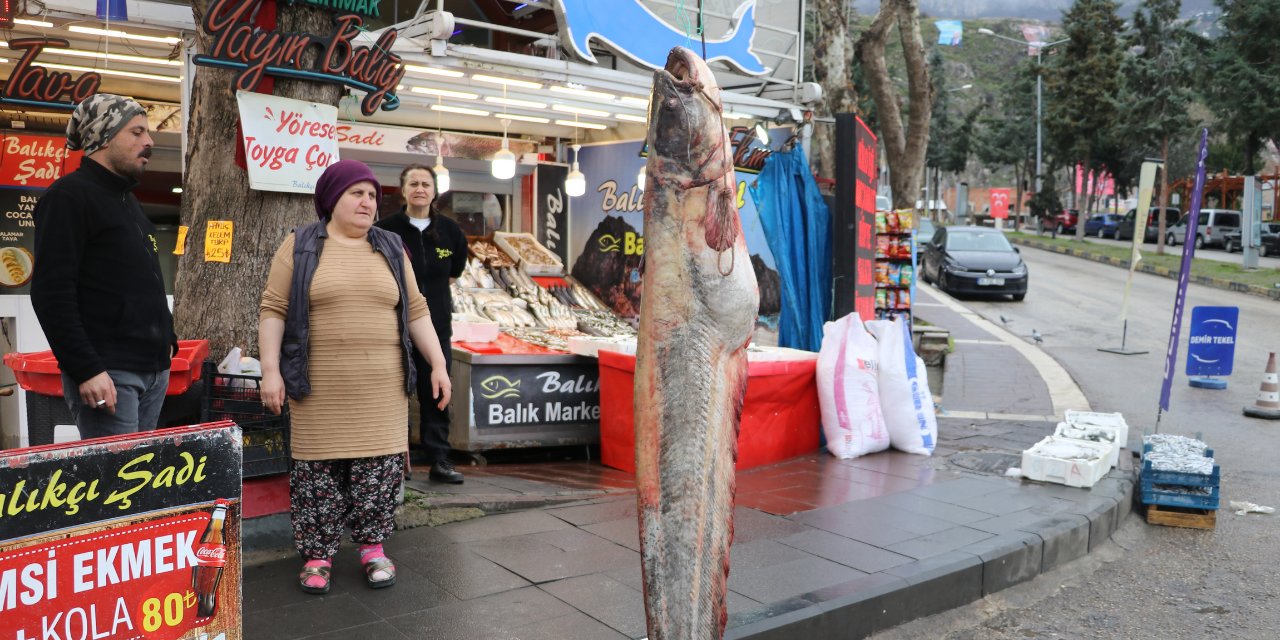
[375,164,468,483]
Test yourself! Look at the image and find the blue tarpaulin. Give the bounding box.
[749,145,832,352]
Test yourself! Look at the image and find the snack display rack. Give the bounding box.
[874,209,916,323]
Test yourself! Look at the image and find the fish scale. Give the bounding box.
[634,47,758,639]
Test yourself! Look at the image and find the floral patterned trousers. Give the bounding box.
[290,453,404,559]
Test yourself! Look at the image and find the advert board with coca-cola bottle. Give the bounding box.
[0,422,243,640]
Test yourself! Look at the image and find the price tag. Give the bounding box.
[204,221,233,263]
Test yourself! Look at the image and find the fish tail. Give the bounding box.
[705,0,767,75]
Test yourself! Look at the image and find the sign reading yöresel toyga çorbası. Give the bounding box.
[0,423,244,640]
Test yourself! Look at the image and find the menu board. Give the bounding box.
[0,187,39,294]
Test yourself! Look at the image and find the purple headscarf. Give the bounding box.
[314,159,381,219]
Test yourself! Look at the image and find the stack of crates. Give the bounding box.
[201,361,290,478]
[1140,435,1218,529]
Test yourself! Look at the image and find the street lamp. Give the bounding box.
[978,28,1068,202]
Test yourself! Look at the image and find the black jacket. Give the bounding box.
[31,158,175,383]
[374,209,467,340]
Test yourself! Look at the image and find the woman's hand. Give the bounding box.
[430,367,452,410]
[261,370,286,416]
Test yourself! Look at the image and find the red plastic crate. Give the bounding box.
[3,339,210,397]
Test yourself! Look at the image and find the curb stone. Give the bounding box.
[1009,237,1280,301]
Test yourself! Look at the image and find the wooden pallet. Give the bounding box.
[1146,503,1217,530]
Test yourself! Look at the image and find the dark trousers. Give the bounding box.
[413,347,452,463]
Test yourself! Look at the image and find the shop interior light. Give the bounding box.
[171,186,183,194]
[636,164,646,192]
[484,95,547,109]
[754,121,770,143]
[430,104,489,116]
[552,104,609,118]
[2,59,181,82]
[404,64,465,78]
[565,144,586,197]
[554,119,606,130]
[615,113,647,123]
[491,118,516,180]
[433,97,450,194]
[503,114,551,124]
[15,19,55,28]
[66,25,181,44]
[472,74,542,90]
[618,96,650,107]
[723,111,753,120]
[0,44,182,67]
[549,85,617,102]
[409,86,479,100]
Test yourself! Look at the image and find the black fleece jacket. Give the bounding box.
[374,209,467,341]
[31,158,176,383]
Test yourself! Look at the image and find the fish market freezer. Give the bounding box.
[448,346,602,454]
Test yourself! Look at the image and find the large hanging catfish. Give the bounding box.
[635,47,760,639]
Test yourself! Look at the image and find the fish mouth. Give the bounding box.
[660,47,701,92]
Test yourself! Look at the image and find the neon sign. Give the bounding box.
[0,39,102,110]
[284,0,379,18]
[192,0,405,116]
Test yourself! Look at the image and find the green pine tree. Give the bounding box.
[1203,0,1280,175]
[1044,0,1125,240]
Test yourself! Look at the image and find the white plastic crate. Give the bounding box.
[451,319,501,343]
[1064,410,1129,448]
[1021,436,1113,488]
[1053,422,1121,469]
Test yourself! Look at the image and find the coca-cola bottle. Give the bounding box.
[191,499,229,618]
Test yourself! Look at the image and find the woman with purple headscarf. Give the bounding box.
[257,160,452,595]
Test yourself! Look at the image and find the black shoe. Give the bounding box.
[429,460,464,484]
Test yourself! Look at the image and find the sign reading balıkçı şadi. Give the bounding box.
[236,91,340,194]
[194,0,405,116]
[0,424,244,640]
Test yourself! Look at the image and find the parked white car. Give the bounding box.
[1167,209,1242,250]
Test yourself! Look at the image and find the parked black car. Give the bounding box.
[921,226,1028,300]
[1116,207,1181,243]
[1222,222,1280,256]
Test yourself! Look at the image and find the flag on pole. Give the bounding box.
[1020,24,1051,55]
[1120,160,1160,323]
[936,20,963,46]
[1160,129,1210,412]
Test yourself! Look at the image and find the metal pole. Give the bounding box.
[1035,49,1043,195]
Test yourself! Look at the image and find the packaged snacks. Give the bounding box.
[876,236,891,259]
[886,210,900,233]
[887,264,902,286]
[875,210,888,234]
[897,209,915,231]
[899,265,914,286]
[896,290,912,309]
[876,288,888,309]
[875,263,891,285]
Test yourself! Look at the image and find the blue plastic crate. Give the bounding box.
[1140,483,1220,510]
[1140,460,1220,489]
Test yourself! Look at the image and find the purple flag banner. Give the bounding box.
[1160,128,1210,411]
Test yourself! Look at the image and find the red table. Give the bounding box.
[597,349,821,472]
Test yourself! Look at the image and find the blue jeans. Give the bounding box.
[62,369,170,441]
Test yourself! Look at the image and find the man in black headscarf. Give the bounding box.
[31,93,176,439]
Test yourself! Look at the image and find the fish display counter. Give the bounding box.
[445,235,637,454]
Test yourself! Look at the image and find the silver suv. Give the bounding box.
[1167,209,1242,250]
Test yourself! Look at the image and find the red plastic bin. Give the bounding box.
[597,349,821,473]
[3,339,211,397]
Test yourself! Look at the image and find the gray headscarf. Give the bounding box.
[66,94,147,155]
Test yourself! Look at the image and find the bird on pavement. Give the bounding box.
[1000,314,1013,326]
[1031,329,1044,345]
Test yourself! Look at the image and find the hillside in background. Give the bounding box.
[852,0,1219,20]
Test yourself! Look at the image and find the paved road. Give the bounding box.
[875,245,1280,639]
[1037,228,1280,269]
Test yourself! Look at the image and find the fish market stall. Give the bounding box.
[446,235,637,453]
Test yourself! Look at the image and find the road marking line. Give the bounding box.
[920,283,1092,415]
[953,339,1008,346]
[914,302,946,307]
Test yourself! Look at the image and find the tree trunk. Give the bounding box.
[809,0,857,181]
[1156,135,1169,256]
[1074,154,1089,240]
[855,0,930,210]
[175,3,344,358]
[1013,161,1024,232]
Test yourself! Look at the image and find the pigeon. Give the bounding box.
[1031,329,1044,345]
[1000,314,1013,326]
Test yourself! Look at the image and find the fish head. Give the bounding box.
[646,47,729,186]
